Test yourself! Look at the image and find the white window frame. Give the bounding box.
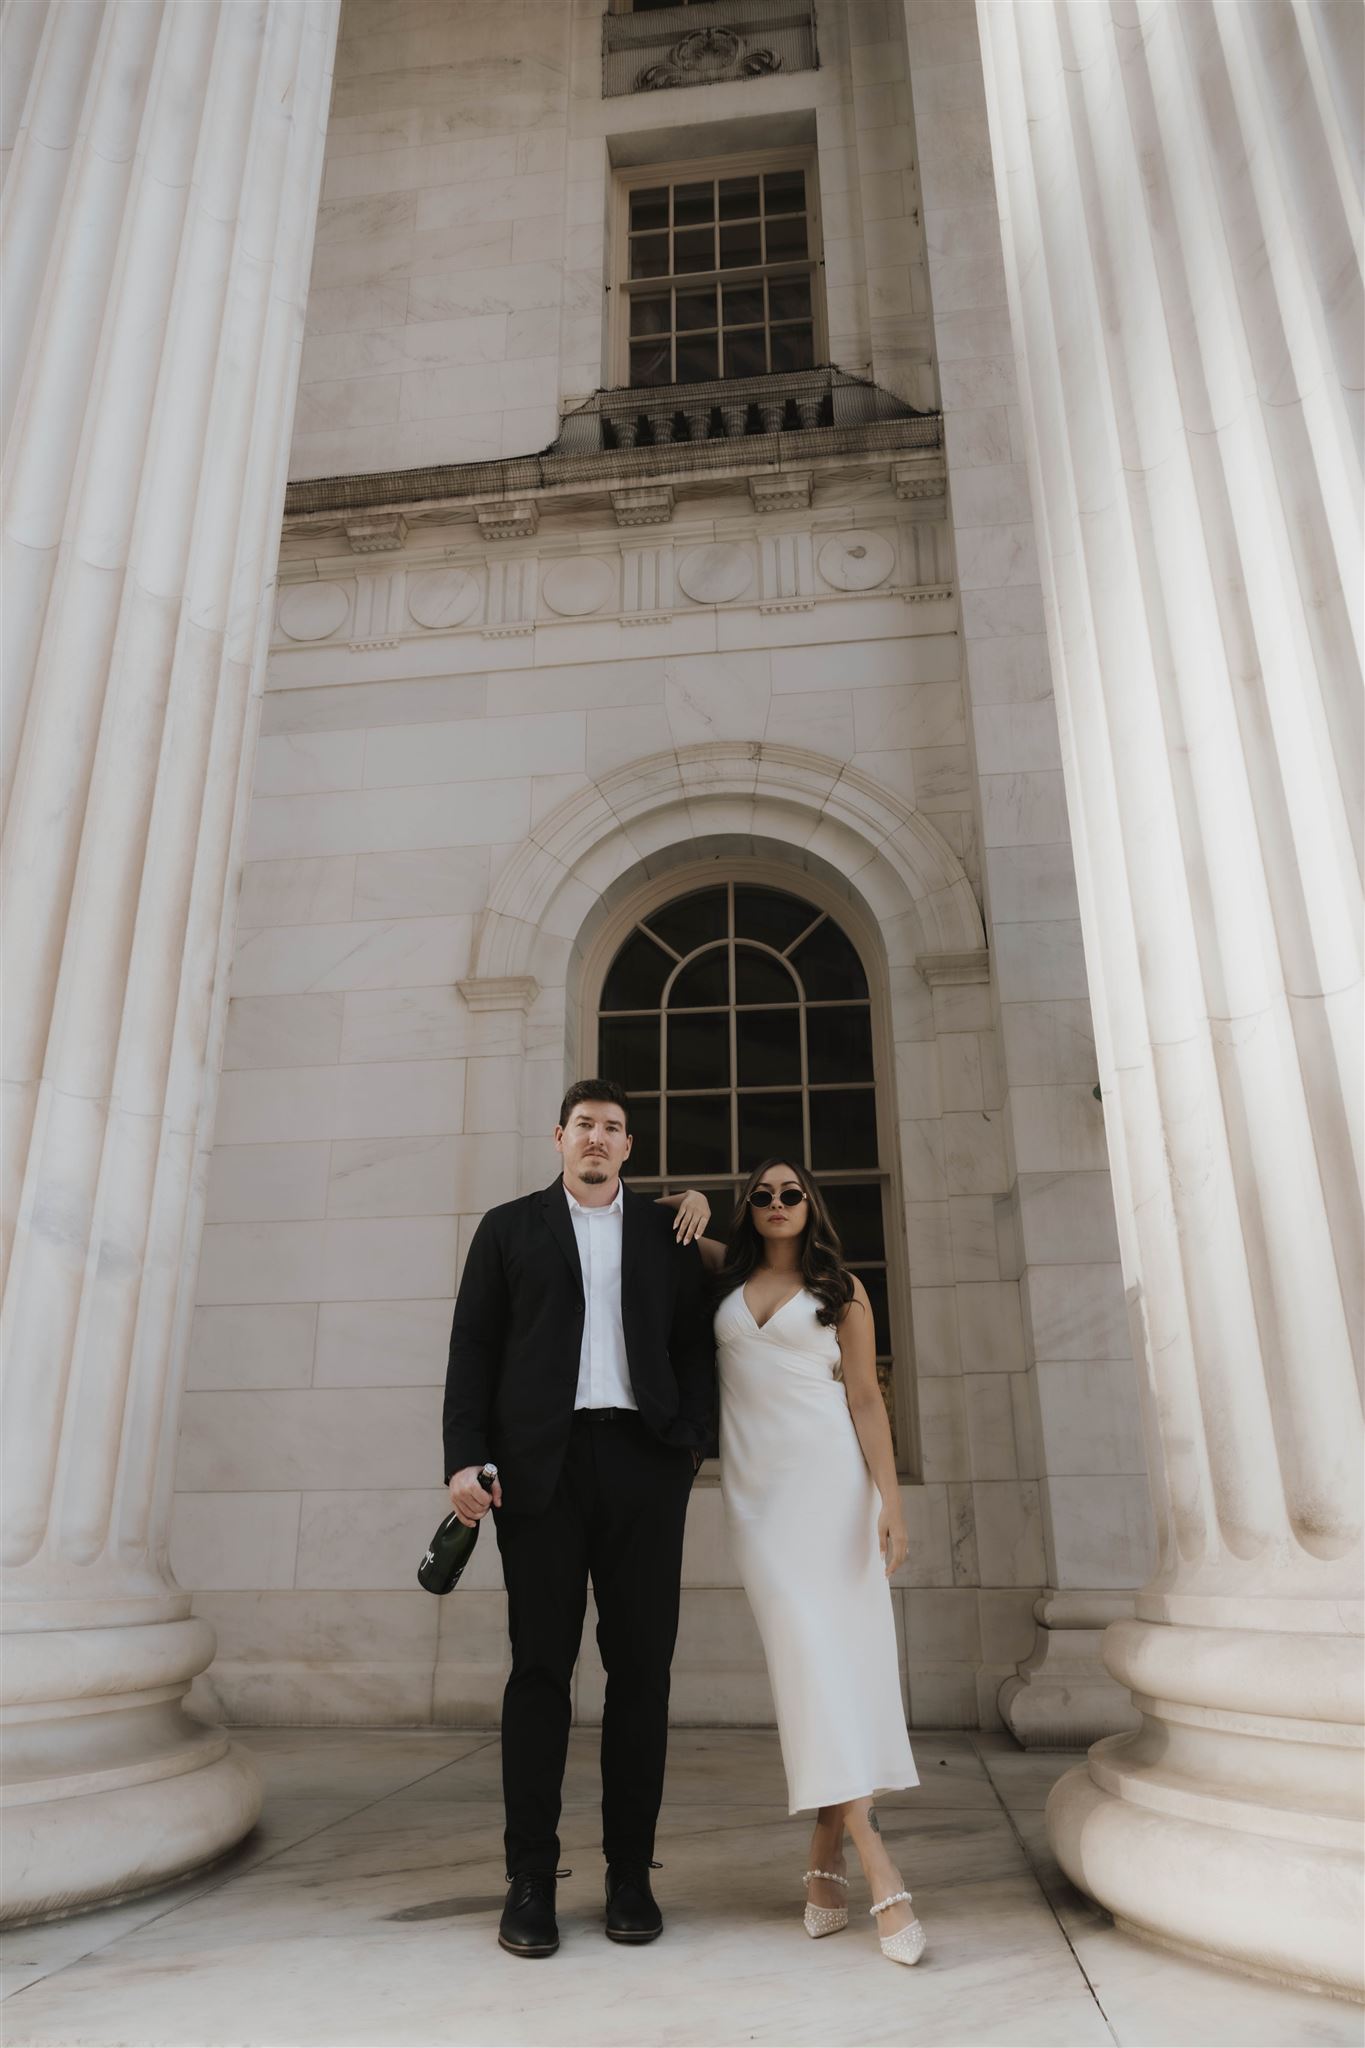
[609,148,826,389]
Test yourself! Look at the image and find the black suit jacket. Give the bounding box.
[442,1175,716,1515]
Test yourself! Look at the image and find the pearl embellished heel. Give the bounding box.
[870,1889,926,1966]
[802,1867,849,1937]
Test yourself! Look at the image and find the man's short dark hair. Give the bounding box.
[558,1078,631,1131]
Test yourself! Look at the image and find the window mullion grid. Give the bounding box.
[798,965,812,1170]
[727,883,739,1177]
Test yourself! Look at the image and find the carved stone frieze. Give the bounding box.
[270,519,955,654]
[635,26,780,93]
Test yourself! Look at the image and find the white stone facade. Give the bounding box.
[167,0,1153,1750]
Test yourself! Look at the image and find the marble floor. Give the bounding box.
[2,1730,1358,2048]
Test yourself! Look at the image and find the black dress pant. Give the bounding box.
[493,1411,694,1877]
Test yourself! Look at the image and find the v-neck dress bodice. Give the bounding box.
[714,1284,918,1813]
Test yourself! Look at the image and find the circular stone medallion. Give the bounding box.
[277,582,351,642]
[407,568,481,630]
[817,531,896,592]
[677,544,753,606]
[541,557,616,618]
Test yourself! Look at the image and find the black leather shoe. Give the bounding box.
[605,1862,663,1944]
[499,1872,559,1957]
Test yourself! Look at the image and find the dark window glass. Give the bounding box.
[599,1014,661,1092]
[601,927,673,1009]
[855,1267,890,1353]
[735,946,797,1005]
[667,949,730,1007]
[675,288,716,331]
[764,168,806,214]
[630,338,672,385]
[719,176,760,219]
[674,227,714,273]
[738,1091,805,1168]
[770,323,815,372]
[810,1088,878,1168]
[667,1095,731,1175]
[676,333,719,381]
[719,220,762,269]
[630,292,671,336]
[722,282,764,325]
[764,212,808,262]
[667,1012,730,1089]
[823,1181,884,1263]
[722,329,766,377]
[626,1094,660,1176]
[630,234,670,279]
[736,1007,800,1087]
[806,1004,873,1084]
[673,182,714,226]
[630,188,669,232]
[647,887,727,954]
[734,886,820,952]
[768,276,812,322]
[790,918,868,999]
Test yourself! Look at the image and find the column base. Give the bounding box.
[1,1615,263,1925]
[998,1591,1141,1748]
[1046,1614,1365,2001]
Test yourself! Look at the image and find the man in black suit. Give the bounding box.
[444,1078,715,1958]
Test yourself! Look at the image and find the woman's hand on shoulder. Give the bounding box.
[656,1187,710,1244]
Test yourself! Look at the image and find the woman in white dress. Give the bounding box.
[679,1157,926,1967]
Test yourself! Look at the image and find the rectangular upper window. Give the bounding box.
[612,153,824,386]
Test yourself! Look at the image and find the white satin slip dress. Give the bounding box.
[715,1283,919,1814]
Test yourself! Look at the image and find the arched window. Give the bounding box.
[596,880,901,1439]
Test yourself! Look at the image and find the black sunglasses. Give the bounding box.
[748,1186,807,1209]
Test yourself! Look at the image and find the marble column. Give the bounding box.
[975,0,1364,1998]
[903,0,1151,1749]
[2,0,340,1922]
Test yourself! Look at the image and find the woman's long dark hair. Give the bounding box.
[714,1157,855,1329]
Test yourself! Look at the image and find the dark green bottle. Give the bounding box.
[418,1464,497,1593]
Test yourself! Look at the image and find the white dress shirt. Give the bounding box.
[564,1181,636,1411]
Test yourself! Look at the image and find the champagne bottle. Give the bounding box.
[418,1463,498,1594]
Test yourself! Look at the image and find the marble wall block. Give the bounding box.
[313,1299,452,1388]
[970,1481,1046,1588]
[188,1304,319,1392]
[206,1142,331,1226]
[170,1493,302,1592]
[223,994,347,1071]
[918,1376,970,1483]
[192,1591,440,1726]
[176,1386,440,1494]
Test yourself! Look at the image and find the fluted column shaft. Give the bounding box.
[976,0,1363,1998]
[1,0,340,1922]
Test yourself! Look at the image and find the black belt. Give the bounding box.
[573,1406,634,1423]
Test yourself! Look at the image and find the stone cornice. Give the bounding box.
[283,429,945,555]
